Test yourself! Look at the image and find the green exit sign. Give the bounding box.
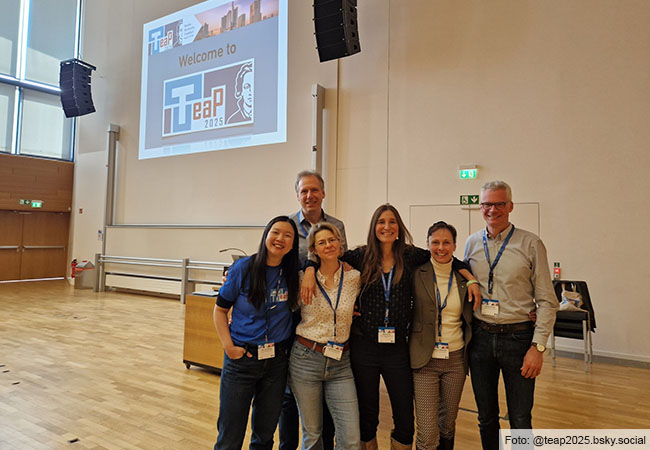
[459,168,477,179]
[31,200,43,208]
[460,195,479,205]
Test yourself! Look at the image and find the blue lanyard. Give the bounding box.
[381,266,394,327]
[264,268,283,343]
[315,264,344,339]
[482,225,515,296]
[432,268,454,338]
[297,210,310,237]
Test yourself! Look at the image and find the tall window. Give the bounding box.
[0,0,80,160]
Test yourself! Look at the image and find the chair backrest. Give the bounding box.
[552,280,596,331]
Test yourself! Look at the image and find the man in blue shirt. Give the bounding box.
[282,170,347,450]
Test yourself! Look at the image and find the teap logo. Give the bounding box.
[162,73,226,136]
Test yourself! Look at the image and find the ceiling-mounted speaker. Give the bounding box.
[314,0,360,62]
[59,59,97,118]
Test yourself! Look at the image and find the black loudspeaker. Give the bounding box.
[314,0,360,62]
[59,59,96,118]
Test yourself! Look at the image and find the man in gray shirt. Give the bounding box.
[464,181,558,450]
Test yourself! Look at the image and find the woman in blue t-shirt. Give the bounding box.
[213,216,300,450]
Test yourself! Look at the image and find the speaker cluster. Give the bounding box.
[314,0,361,62]
[59,58,96,118]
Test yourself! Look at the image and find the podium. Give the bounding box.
[183,294,224,371]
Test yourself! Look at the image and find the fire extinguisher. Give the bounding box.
[71,259,78,278]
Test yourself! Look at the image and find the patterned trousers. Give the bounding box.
[412,349,466,449]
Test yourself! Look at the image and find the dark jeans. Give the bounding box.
[279,384,336,450]
[215,348,289,450]
[350,334,414,445]
[468,326,535,450]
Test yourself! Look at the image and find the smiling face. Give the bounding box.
[296,175,325,218]
[313,229,341,263]
[375,210,399,245]
[265,221,295,264]
[428,228,456,264]
[480,188,513,235]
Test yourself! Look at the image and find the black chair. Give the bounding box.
[549,280,596,372]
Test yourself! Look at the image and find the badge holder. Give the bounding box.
[481,298,499,316]
[257,342,275,360]
[324,341,344,360]
[378,327,396,343]
[433,342,450,359]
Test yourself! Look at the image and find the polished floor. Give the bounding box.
[1,280,648,449]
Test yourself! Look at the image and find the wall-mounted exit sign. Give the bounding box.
[459,165,478,179]
[31,200,43,208]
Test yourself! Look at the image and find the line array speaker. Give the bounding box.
[314,0,360,62]
[59,59,97,118]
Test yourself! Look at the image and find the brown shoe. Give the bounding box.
[361,437,379,450]
[391,437,412,450]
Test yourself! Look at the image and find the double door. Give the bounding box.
[0,211,70,281]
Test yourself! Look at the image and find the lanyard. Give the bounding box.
[315,264,344,339]
[381,266,394,327]
[264,268,283,343]
[482,225,515,296]
[297,210,310,237]
[432,268,454,338]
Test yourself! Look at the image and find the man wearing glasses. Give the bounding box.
[464,180,558,450]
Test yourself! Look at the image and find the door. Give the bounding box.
[0,211,70,281]
[0,211,22,281]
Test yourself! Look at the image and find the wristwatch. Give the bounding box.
[531,342,546,352]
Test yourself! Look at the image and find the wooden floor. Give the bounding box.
[1,281,649,449]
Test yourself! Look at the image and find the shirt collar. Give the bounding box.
[486,223,513,240]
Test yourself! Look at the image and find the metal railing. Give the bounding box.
[94,253,229,304]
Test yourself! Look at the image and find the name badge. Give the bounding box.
[323,341,344,360]
[378,327,396,343]
[433,342,450,359]
[481,299,499,316]
[257,343,275,360]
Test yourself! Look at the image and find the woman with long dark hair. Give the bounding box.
[213,216,300,450]
[303,205,479,450]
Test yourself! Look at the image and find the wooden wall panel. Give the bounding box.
[0,153,74,212]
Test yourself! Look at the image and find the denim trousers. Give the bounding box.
[349,334,414,445]
[215,347,289,450]
[289,340,360,450]
[468,326,535,450]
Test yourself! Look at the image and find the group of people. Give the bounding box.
[212,171,559,450]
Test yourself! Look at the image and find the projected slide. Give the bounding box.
[139,0,287,159]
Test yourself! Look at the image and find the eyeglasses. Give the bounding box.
[480,202,509,210]
[315,237,339,247]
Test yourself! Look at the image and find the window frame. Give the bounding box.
[0,0,82,161]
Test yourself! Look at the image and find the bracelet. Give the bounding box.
[466,280,479,286]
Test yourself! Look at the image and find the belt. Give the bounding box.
[297,336,349,353]
[474,319,534,334]
[234,338,293,354]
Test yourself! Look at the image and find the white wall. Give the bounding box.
[73,0,650,362]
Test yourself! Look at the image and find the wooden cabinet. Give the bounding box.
[183,294,224,371]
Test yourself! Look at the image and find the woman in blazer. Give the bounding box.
[410,221,475,450]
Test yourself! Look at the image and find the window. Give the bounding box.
[0,0,80,160]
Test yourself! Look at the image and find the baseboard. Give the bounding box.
[553,348,650,369]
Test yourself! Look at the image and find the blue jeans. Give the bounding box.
[289,340,360,450]
[468,326,535,450]
[215,347,289,450]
